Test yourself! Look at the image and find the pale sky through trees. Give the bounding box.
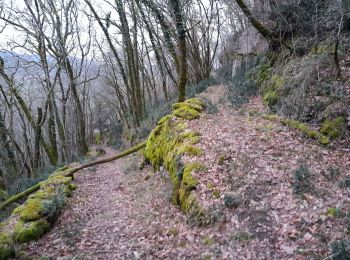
[0,0,113,49]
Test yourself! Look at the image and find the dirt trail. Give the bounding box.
[25,85,349,259]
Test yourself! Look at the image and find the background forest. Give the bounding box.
[0,0,349,201]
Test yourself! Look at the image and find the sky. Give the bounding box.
[0,0,113,48]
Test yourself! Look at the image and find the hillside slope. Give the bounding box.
[24,85,349,259]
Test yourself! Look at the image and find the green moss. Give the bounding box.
[173,101,203,112]
[185,98,206,108]
[263,114,280,122]
[0,232,14,260]
[282,119,330,145]
[256,63,271,85]
[28,187,55,200]
[0,164,75,256]
[327,207,342,218]
[180,131,200,141]
[14,198,45,222]
[0,189,9,203]
[55,165,69,172]
[311,42,334,55]
[44,175,72,186]
[217,155,226,165]
[173,106,200,120]
[206,182,214,190]
[212,190,220,198]
[270,75,284,90]
[177,146,202,156]
[181,164,201,189]
[260,75,284,108]
[171,98,205,120]
[144,98,210,225]
[13,220,49,243]
[95,132,102,145]
[264,115,330,145]
[167,227,179,236]
[263,91,278,107]
[320,117,345,139]
[68,183,77,190]
[157,115,173,125]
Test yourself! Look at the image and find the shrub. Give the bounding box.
[202,98,219,115]
[223,194,242,209]
[226,57,260,107]
[42,188,66,223]
[339,176,350,188]
[8,166,57,196]
[292,165,313,195]
[323,166,341,181]
[186,77,218,98]
[330,239,350,260]
[320,117,346,139]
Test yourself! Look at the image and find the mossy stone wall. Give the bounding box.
[144,98,211,226]
[0,167,76,259]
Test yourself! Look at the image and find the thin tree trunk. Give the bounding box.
[64,59,88,156]
[170,0,188,102]
[33,108,43,173]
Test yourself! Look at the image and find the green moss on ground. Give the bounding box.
[264,114,330,145]
[320,117,345,139]
[282,119,330,145]
[145,98,210,226]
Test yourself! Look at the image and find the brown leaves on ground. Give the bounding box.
[25,85,349,259]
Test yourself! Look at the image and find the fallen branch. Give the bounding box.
[0,141,146,211]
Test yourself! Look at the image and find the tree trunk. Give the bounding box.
[0,110,18,185]
[170,0,188,102]
[33,108,43,173]
[64,59,89,156]
[234,0,292,52]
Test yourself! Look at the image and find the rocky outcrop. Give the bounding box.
[218,0,270,76]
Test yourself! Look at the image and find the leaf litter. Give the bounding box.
[25,85,349,259]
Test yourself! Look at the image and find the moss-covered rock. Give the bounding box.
[173,106,201,120]
[13,198,45,222]
[0,232,14,260]
[172,99,206,120]
[13,219,49,243]
[173,102,202,112]
[144,98,209,226]
[0,166,76,258]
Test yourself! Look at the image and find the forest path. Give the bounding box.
[25,147,196,259]
[25,85,349,259]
